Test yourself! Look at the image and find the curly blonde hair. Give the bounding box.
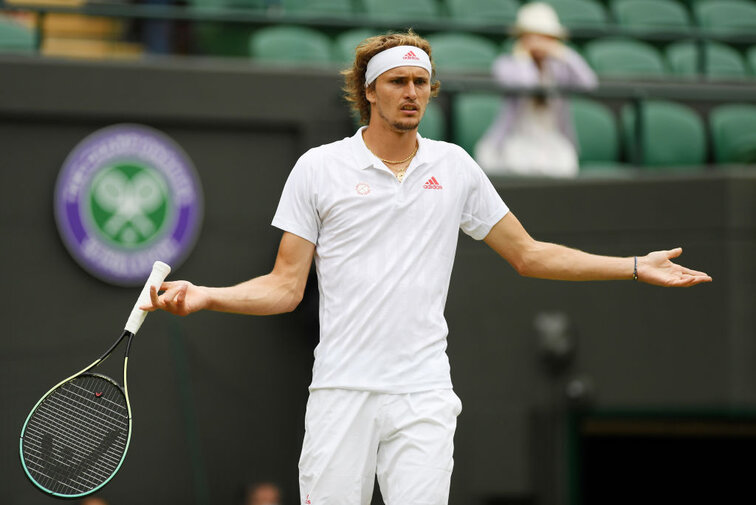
[342,30,441,125]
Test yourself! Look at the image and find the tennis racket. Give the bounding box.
[19,260,171,499]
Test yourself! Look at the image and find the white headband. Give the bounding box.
[365,45,432,87]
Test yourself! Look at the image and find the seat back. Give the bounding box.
[282,0,355,17]
[452,93,502,155]
[363,0,441,20]
[622,100,706,167]
[748,45,756,75]
[543,0,609,29]
[611,0,691,32]
[665,40,747,79]
[334,28,382,64]
[709,104,756,163]
[249,25,333,65]
[446,0,521,24]
[0,16,36,53]
[418,101,446,141]
[584,38,667,78]
[571,98,619,164]
[696,0,756,34]
[426,32,499,74]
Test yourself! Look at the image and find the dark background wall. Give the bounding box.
[1,55,754,505]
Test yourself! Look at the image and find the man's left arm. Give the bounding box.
[484,212,713,287]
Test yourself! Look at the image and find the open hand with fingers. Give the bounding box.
[141,281,211,316]
[637,248,712,287]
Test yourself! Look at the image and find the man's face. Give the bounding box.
[366,66,431,132]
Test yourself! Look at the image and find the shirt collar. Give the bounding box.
[351,126,431,173]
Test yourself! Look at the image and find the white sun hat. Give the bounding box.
[513,2,568,38]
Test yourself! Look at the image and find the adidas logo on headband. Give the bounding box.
[403,50,420,61]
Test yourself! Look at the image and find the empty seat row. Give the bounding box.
[583,37,756,79]
[188,0,756,67]
[419,97,756,168]
[4,15,754,82]
[5,0,756,58]
[186,0,756,36]
[430,33,756,79]
[239,25,756,82]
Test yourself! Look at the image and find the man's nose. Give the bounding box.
[405,82,417,99]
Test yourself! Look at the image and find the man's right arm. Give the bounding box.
[143,231,315,316]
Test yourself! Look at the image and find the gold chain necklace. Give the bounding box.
[372,142,419,165]
[366,142,419,182]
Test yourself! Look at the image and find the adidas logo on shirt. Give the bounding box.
[423,177,443,190]
[403,50,420,61]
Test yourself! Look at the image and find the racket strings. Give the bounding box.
[21,375,130,495]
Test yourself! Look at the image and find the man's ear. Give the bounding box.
[365,82,376,105]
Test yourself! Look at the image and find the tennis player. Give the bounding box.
[145,31,712,505]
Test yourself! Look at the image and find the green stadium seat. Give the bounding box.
[362,0,441,20]
[452,93,502,156]
[334,28,381,64]
[0,16,36,53]
[622,100,706,167]
[425,32,499,74]
[695,0,756,34]
[709,104,756,163]
[583,38,667,78]
[188,0,265,55]
[446,0,521,25]
[282,0,354,18]
[611,0,692,34]
[665,40,747,79]
[542,0,609,30]
[249,26,333,65]
[570,98,619,165]
[748,46,756,75]
[418,101,446,141]
[194,24,255,57]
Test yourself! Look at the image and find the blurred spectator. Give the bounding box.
[244,481,281,505]
[140,0,178,54]
[475,2,598,177]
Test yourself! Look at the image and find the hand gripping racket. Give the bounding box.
[19,261,171,499]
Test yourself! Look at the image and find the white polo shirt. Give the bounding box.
[272,127,509,393]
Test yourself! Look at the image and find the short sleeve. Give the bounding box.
[459,149,509,240]
[271,152,320,245]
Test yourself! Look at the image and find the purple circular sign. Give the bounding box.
[54,124,203,286]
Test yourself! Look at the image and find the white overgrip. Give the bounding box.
[124,261,171,334]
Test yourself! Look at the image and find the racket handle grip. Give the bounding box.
[125,261,172,334]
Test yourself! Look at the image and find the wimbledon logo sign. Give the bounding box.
[54,124,203,286]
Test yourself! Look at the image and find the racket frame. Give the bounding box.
[19,329,136,498]
[19,259,169,498]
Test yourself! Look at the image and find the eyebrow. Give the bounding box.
[389,75,429,82]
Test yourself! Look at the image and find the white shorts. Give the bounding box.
[298,388,463,505]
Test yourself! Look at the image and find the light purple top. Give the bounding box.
[479,47,598,149]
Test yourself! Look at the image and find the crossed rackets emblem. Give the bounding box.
[91,168,167,245]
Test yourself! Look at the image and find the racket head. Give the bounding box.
[20,372,132,498]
